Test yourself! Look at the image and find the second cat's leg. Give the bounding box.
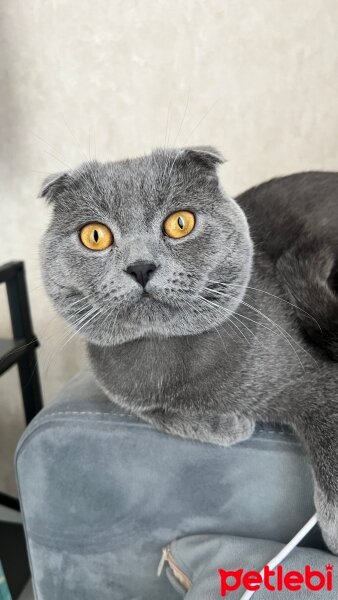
[294,413,338,555]
[140,408,255,447]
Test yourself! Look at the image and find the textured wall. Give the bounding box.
[0,0,337,492]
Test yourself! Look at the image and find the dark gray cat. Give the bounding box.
[40,147,338,553]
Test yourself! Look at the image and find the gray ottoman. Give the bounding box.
[16,370,327,599]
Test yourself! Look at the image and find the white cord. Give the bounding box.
[239,513,318,600]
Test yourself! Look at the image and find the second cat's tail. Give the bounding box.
[277,237,338,361]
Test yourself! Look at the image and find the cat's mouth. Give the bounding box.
[124,289,182,314]
[138,290,173,308]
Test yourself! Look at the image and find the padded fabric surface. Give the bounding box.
[165,534,336,598]
[16,370,324,600]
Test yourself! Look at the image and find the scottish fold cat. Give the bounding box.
[40,147,338,553]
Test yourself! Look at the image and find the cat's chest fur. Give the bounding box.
[88,256,318,421]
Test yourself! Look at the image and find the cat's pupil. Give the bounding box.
[178,217,184,229]
[93,229,99,242]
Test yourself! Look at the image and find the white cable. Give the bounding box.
[239,513,318,600]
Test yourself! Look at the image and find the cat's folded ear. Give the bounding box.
[39,172,70,203]
[181,146,225,169]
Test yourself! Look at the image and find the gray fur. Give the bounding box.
[40,148,338,553]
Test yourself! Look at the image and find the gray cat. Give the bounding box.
[40,147,338,553]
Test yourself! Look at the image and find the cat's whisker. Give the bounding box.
[161,92,191,184]
[16,300,93,355]
[200,294,298,361]
[203,288,308,370]
[31,170,55,175]
[66,294,93,309]
[199,296,253,345]
[195,296,249,345]
[165,152,181,182]
[206,285,315,366]
[160,145,175,186]
[62,308,103,348]
[86,159,106,197]
[24,305,94,388]
[31,132,73,168]
[50,304,97,344]
[100,304,120,337]
[184,298,230,354]
[181,98,220,146]
[43,150,72,170]
[240,299,317,368]
[42,303,113,375]
[204,290,304,369]
[68,303,93,318]
[61,116,89,163]
[163,102,172,149]
[206,285,296,341]
[41,308,96,374]
[39,302,93,335]
[209,280,321,331]
[68,305,100,329]
[98,303,112,333]
[110,308,121,335]
[172,90,191,148]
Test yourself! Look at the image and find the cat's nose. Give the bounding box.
[125,261,157,289]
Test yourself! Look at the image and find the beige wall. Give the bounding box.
[1,0,337,492]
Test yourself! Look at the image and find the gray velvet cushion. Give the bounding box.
[16,370,325,600]
[164,534,336,598]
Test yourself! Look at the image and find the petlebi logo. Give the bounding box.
[218,564,334,596]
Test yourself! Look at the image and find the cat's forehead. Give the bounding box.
[72,152,209,218]
[93,154,168,200]
[42,147,224,224]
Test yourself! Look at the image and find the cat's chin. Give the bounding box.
[78,298,241,346]
[83,321,210,347]
[134,291,173,308]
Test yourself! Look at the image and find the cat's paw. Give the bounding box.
[143,409,254,448]
[314,485,338,555]
[204,413,255,447]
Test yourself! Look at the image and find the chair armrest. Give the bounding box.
[16,370,320,600]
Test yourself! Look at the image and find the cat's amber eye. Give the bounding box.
[163,210,195,239]
[79,223,114,251]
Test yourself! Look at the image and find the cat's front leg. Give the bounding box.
[294,414,338,555]
[140,408,255,447]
